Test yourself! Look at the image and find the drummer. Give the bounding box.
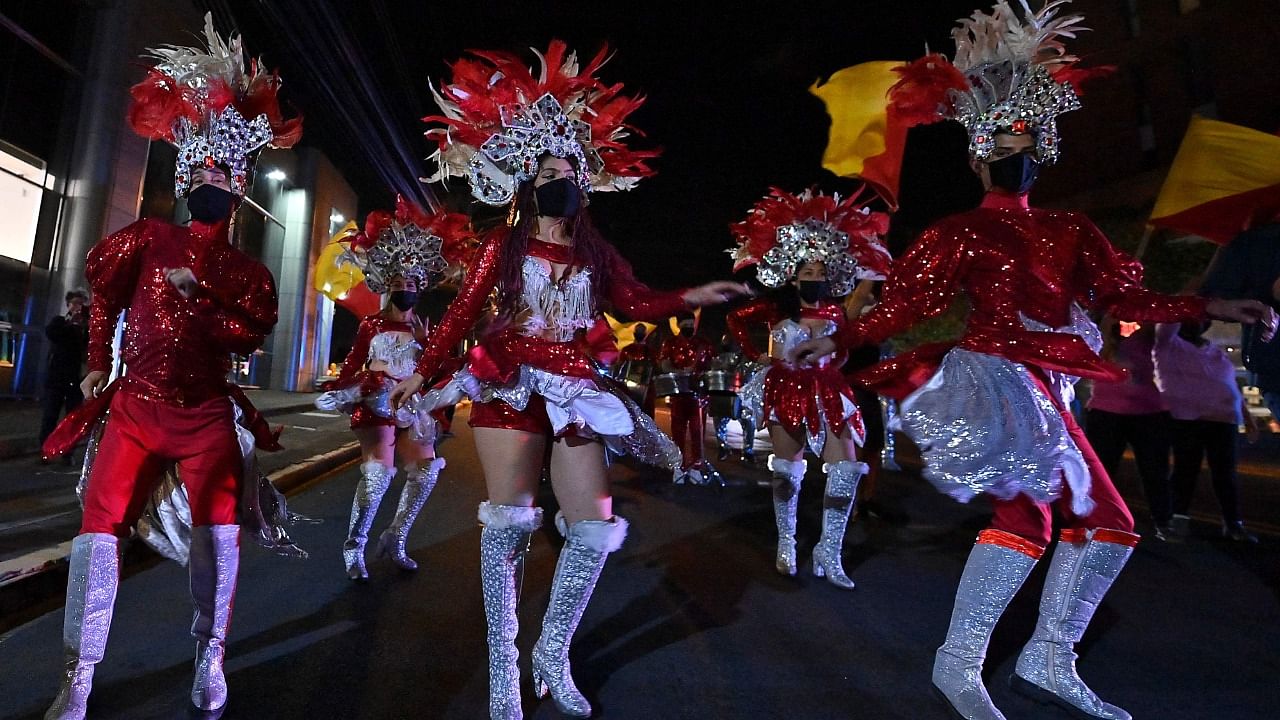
[615,323,657,416]
[659,315,719,484]
[711,335,757,462]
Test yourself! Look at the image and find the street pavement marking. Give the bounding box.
[0,510,77,534]
[300,411,340,418]
[288,425,319,431]
[224,620,359,672]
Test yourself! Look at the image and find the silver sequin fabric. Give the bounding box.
[46,533,119,720]
[189,524,239,711]
[478,503,543,720]
[934,541,1039,720]
[532,516,628,717]
[896,348,1091,513]
[1015,534,1135,719]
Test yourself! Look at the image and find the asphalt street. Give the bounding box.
[0,406,1276,719]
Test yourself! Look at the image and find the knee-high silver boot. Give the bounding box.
[530,513,628,718]
[189,524,239,712]
[933,530,1043,720]
[344,461,394,580]
[376,457,445,570]
[45,533,119,720]
[767,454,806,576]
[811,460,867,590]
[1011,528,1139,720]
[479,502,543,720]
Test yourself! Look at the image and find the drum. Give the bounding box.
[653,372,696,397]
[701,369,744,394]
[622,360,653,387]
[709,393,742,419]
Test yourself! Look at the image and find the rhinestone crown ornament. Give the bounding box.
[335,197,476,294]
[730,188,892,297]
[425,41,658,206]
[126,12,301,196]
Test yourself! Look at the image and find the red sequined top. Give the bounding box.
[618,342,653,364]
[728,300,848,365]
[414,236,690,382]
[330,313,419,387]
[86,218,277,406]
[838,192,1207,398]
[658,333,716,373]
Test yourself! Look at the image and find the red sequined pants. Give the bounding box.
[669,393,707,470]
[989,372,1135,547]
[80,391,242,537]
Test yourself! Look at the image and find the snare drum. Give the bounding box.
[701,369,743,394]
[653,372,696,397]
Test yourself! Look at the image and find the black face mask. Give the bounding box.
[534,177,582,218]
[389,290,418,312]
[797,280,831,305]
[187,183,236,223]
[986,152,1041,194]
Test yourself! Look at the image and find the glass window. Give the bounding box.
[0,142,48,264]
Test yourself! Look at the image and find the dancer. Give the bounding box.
[39,14,300,718]
[316,198,475,579]
[791,3,1275,717]
[659,315,720,484]
[727,187,891,588]
[390,41,747,719]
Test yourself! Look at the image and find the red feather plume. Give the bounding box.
[887,53,968,127]
[126,68,200,141]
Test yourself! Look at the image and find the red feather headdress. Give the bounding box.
[336,197,477,293]
[424,40,658,206]
[125,12,302,196]
[729,187,892,296]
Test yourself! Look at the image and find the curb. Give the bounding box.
[0,440,361,634]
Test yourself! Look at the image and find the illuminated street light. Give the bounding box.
[266,169,287,181]
[330,212,345,224]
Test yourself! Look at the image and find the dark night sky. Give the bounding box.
[224,1,994,293]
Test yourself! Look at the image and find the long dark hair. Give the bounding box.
[494,157,615,318]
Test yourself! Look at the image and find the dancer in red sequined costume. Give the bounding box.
[39,15,300,719]
[388,42,747,719]
[659,316,719,484]
[728,187,892,589]
[792,3,1276,719]
[315,199,475,580]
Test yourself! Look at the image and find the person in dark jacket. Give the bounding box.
[40,289,89,449]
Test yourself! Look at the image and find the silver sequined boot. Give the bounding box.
[811,460,866,590]
[767,454,805,576]
[344,461,394,580]
[531,513,628,718]
[479,502,543,720]
[933,530,1043,720]
[189,524,239,712]
[45,533,119,720]
[1011,528,1138,720]
[376,457,445,570]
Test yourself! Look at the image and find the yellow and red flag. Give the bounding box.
[1149,116,1280,244]
[314,221,382,317]
[810,61,909,210]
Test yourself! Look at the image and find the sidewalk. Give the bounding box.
[0,388,320,461]
[0,390,361,630]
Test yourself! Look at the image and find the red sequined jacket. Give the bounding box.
[86,218,277,405]
[837,192,1206,399]
[658,333,715,374]
[413,236,689,383]
[727,299,849,367]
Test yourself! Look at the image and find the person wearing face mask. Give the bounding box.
[658,313,720,484]
[37,15,301,719]
[315,198,476,579]
[727,187,892,588]
[789,4,1277,719]
[387,42,748,720]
